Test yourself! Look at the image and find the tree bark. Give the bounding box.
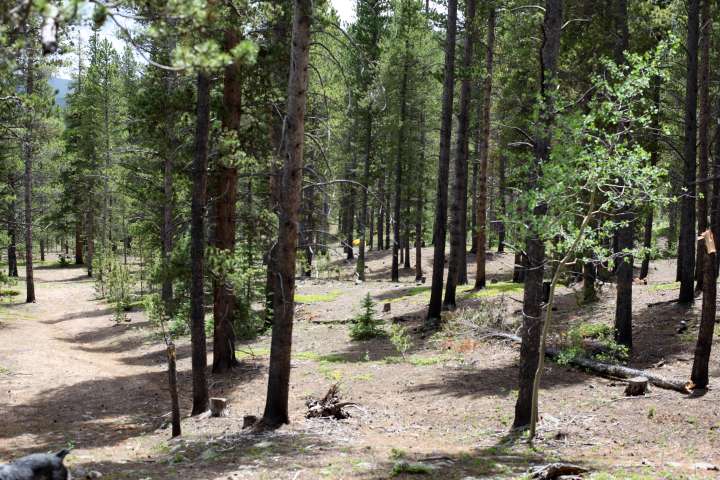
[262,0,312,428]
[694,0,711,291]
[640,75,661,279]
[691,230,716,388]
[444,0,476,308]
[392,46,409,283]
[74,218,83,265]
[211,29,242,374]
[613,0,632,350]
[23,31,35,303]
[513,0,562,430]
[678,0,699,304]
[427,0,458,325]
[8,175,18,277]
[474,5,496,290]
[497,154,506,253]
[377,176,385,250]
[189,71,211,416]
[712,98,720,277]
[167,342,181,437]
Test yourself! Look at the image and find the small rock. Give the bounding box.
[253,441,274,449]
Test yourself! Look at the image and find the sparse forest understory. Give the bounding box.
[2,0,720,479]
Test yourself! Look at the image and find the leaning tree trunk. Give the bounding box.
[678,0,699,304]
[694,0,710,292]
[262,0,312,428]
[427,0,458,325]
[513,0,562,430]
[474,5,496,290]
[444,0,476,308]
[23,32,35,303]
[189,71,212,416]
[212,28,242,374]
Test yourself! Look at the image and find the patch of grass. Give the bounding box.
[384,354,458,366]
[0,366,10,375]
[387,286,431,303]
[293,351,347,363]
[318,364,343,381]
[649,281,680,292]
[0,289,19,297]
[235,347,270,359]
[391,461,434,476]
[295,291,342,303]
[461,281,524,298]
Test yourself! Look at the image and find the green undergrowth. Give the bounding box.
[295,290,342,303]
[649,281,680,292]
[557,322,629,365]
[387,281,522,304]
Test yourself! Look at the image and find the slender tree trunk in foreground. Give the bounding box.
[712,101,720,277]
[678,0,699,304]
[189,71,211,416]
[212,29,242,373]
[262,0,312,427]
[691,229,716,388]
[497,154,506,253]
[474,5,496,290]
[513,0,562,430]
[445,0,476,308]
[529,190,596,438]
[427,0,458,325]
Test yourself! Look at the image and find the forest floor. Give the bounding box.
[1,249,720,479]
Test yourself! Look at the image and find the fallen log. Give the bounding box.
[530,462,588,479]
[306,384,356,419]
[483,333,689,394]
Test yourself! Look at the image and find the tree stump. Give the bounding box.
[209,397,229,417]
[624,376,648,396]
[383,303,391,313]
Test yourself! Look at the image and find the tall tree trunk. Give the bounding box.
[513,0,562,429]
[262,0,312,427]
[613,0,632,350]
[212,29,242,373]
[23,32,35,303]
[470,155,478,254]
[711,98,720,276]
[640,75,662,280]
[444,0,476,308]
[161,65,176,312]
[404,223,411,269]
[392,48,409,283]
[189,71,211,416]
[415,113,426,282]
[691,230,716,388]
[678,0,699,304]
[427,0,458,325]
[8,176,18,277]
[694,0,711,291]
[74,217,83,265]
[358,112,373,280]
[497,153,506,252]
[377,176,385,250]
[474,5,496,290]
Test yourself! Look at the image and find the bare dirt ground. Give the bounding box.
[1,249,720,479]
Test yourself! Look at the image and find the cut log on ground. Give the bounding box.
[624,376,648,396]
[209,397,229,417]
[483,333,689,393]
[530,463,588,479]
[306,384,356,419]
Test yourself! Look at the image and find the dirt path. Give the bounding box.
[1,253,720,479]
[0,263,169,463]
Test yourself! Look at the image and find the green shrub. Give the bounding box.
[350,293,383,340]
[558,322,629,365]
[389,324,412,358]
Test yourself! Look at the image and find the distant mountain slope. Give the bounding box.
[48,77,72,108]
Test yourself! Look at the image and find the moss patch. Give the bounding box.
[649,281,680,292]
[461,281,524,298]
